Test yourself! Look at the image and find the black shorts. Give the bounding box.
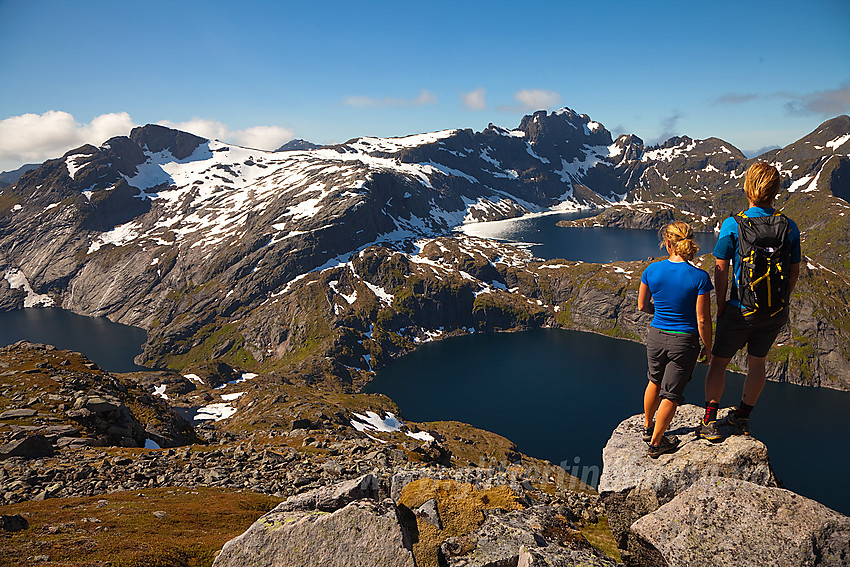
[712,306,786,359]
[646,327,700,405]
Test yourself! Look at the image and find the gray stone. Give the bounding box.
[213,498,415,567]
[630,476,850,567]
[84,396,121,413]
[0,434,54,459]
[598,404,777,552]
[276,473,379,512]
[0,409,37,419]
[414,497,441,529]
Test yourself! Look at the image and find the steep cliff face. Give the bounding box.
[1,111,848,391]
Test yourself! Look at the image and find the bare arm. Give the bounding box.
[696,292,712,364]
[714,259,730,317]
[638,282,654,314]
[789,262,800,295]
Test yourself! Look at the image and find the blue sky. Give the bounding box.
[1,0,848,171]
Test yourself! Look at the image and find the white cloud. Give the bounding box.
[343,89,438,109]
[233,125,295,150]
[0,110,135,171]
[0,111,296,172]
[157,118,294,150]
[159,118,294,150]
[514,89,562,110]
[157,118,229,141]
[461,88,487,110]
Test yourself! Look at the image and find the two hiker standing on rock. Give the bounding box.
[698,162,801,441]
[639,161,800,457]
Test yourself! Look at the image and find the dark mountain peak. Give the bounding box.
[518,108,613,149]
[276,139,322,152]
[818,114,850,132]
[796,115,850,147]
[648,135,693,152]
[612,134,645,161]
[0,163,39,188]
[63,144,99,158]
[129,124,207,160]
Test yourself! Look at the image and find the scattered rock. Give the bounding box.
[441,505,616,566]
[629,476,850,567]
[152,511,168,519]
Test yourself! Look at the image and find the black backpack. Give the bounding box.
[731,210,792,322]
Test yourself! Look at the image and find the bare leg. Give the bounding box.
[643,381,661,429]
[704,356,732,405]
[650,399,678,445]
[742,355,767,406]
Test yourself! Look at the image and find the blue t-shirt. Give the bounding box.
[640,259,713,333]
[714,206,801,307]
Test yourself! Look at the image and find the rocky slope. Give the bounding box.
[0,111,848,393]
[0,341,619,566]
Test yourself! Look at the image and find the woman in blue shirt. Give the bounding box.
[638,221,713,458]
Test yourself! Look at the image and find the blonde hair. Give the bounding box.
[660,221,699,261]
[744,162,781,207]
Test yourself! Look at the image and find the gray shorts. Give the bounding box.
[712,306,786,359]
[646,327,700,405]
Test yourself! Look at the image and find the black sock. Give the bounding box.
[736,402,754,419]
[704,402,719,424]
[702,402,720,423]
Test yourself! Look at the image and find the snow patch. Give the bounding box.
[350,411,435,442]
[3,268,55,307]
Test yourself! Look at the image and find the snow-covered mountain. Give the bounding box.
[1,110,849,390]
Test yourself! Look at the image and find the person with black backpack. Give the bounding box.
[698,161,801,441]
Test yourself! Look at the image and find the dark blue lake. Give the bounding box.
[460,211,717,262]
[0,308,148,372]
[364,329,850,515]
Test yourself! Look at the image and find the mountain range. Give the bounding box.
[1,109,848,391]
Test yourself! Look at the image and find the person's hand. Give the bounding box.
[698,346,711,365]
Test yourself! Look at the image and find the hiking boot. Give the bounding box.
[698,419,723,442]
[642,423,654,443]
[647,435,679,458]
[723,412,751,435]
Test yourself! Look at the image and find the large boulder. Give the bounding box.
[213,498,415,567]
[598,405,777,554]
[214,474,414,567]
[629,476,850,567]
[0,434,54,459]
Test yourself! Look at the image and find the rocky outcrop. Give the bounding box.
[0,342,196,454]
[598,405,777,555]
[630,476,850,567]
[600,405,850,566]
